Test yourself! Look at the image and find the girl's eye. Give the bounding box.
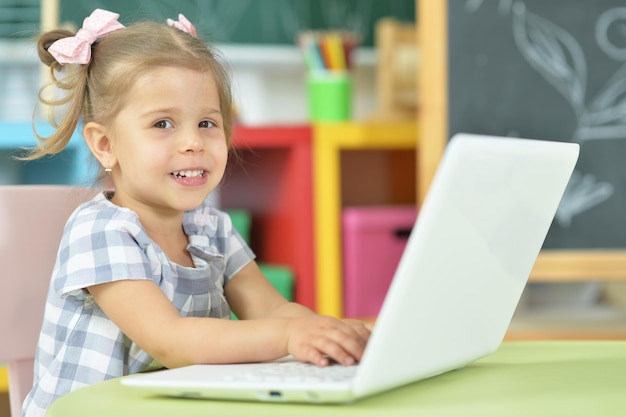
[199,120,215,128]
[154,120,173,129]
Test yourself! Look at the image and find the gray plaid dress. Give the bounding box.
[22,193,255,417]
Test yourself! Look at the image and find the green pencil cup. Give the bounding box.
[306,72,353,122]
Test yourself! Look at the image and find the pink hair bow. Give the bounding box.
[48,9,125,65]
[167,14,197,38]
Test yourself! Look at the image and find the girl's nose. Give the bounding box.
[181,130,204,153]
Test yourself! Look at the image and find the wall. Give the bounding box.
[221,44,377,125]
[0,40,377,127]
[0,41,40,122]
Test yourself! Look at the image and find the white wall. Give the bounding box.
[0,41,40,121]
[0,41,378,126]
[222,45,377,125]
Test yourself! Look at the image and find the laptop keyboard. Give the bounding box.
[224,361,358,384]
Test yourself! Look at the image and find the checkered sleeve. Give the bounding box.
[53,198,156,299]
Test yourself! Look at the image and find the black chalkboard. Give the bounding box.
[59,0,415,46]
[448,0,626,250]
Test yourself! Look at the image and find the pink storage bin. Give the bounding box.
[342,205,417,318]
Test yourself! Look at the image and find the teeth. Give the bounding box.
[171,170,204,178]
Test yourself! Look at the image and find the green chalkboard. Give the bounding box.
[448,0,626,250]
[59,0,415,46]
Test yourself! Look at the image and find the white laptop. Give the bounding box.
[122,133,579,403]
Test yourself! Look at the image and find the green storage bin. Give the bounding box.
[225,210,294,318]
[231,264,294,320]
[226,209,251,245]
[259,264,294,302]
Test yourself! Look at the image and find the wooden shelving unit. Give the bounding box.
[221,125,316,310]
[313,121,417,317]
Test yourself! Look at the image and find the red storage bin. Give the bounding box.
[342,206,417,318]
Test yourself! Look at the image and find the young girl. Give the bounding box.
[22,9,370,417]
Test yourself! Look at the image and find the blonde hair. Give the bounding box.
[26,20,233,160]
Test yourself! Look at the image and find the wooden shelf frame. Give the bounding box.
[223,125,316,310]
[313,121,418,317]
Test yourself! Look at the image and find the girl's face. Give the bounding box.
[107,66,228,218]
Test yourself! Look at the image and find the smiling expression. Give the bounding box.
[104,66,228,218]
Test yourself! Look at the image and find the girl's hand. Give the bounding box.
[284,315,371,367]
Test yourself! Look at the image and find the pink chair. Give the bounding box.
[0,185,93,417]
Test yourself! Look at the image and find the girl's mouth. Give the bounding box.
[170,170,205,178]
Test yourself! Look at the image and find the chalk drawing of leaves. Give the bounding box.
[511,3,587,118]
[555,171,614,227]
[576,64,626,141]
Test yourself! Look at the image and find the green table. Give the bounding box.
[47,341,626,417]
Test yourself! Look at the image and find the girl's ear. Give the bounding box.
[83,121,116,169]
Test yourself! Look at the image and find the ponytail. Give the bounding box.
[20,30,89,160]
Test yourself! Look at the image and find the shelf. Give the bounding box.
[0,366,6,392]
[314,121,418,149]
[313,120,418,317]
[507,305,626,340]
[222,125,315,309]
[531,250,626,281]
[0,121,90,185]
